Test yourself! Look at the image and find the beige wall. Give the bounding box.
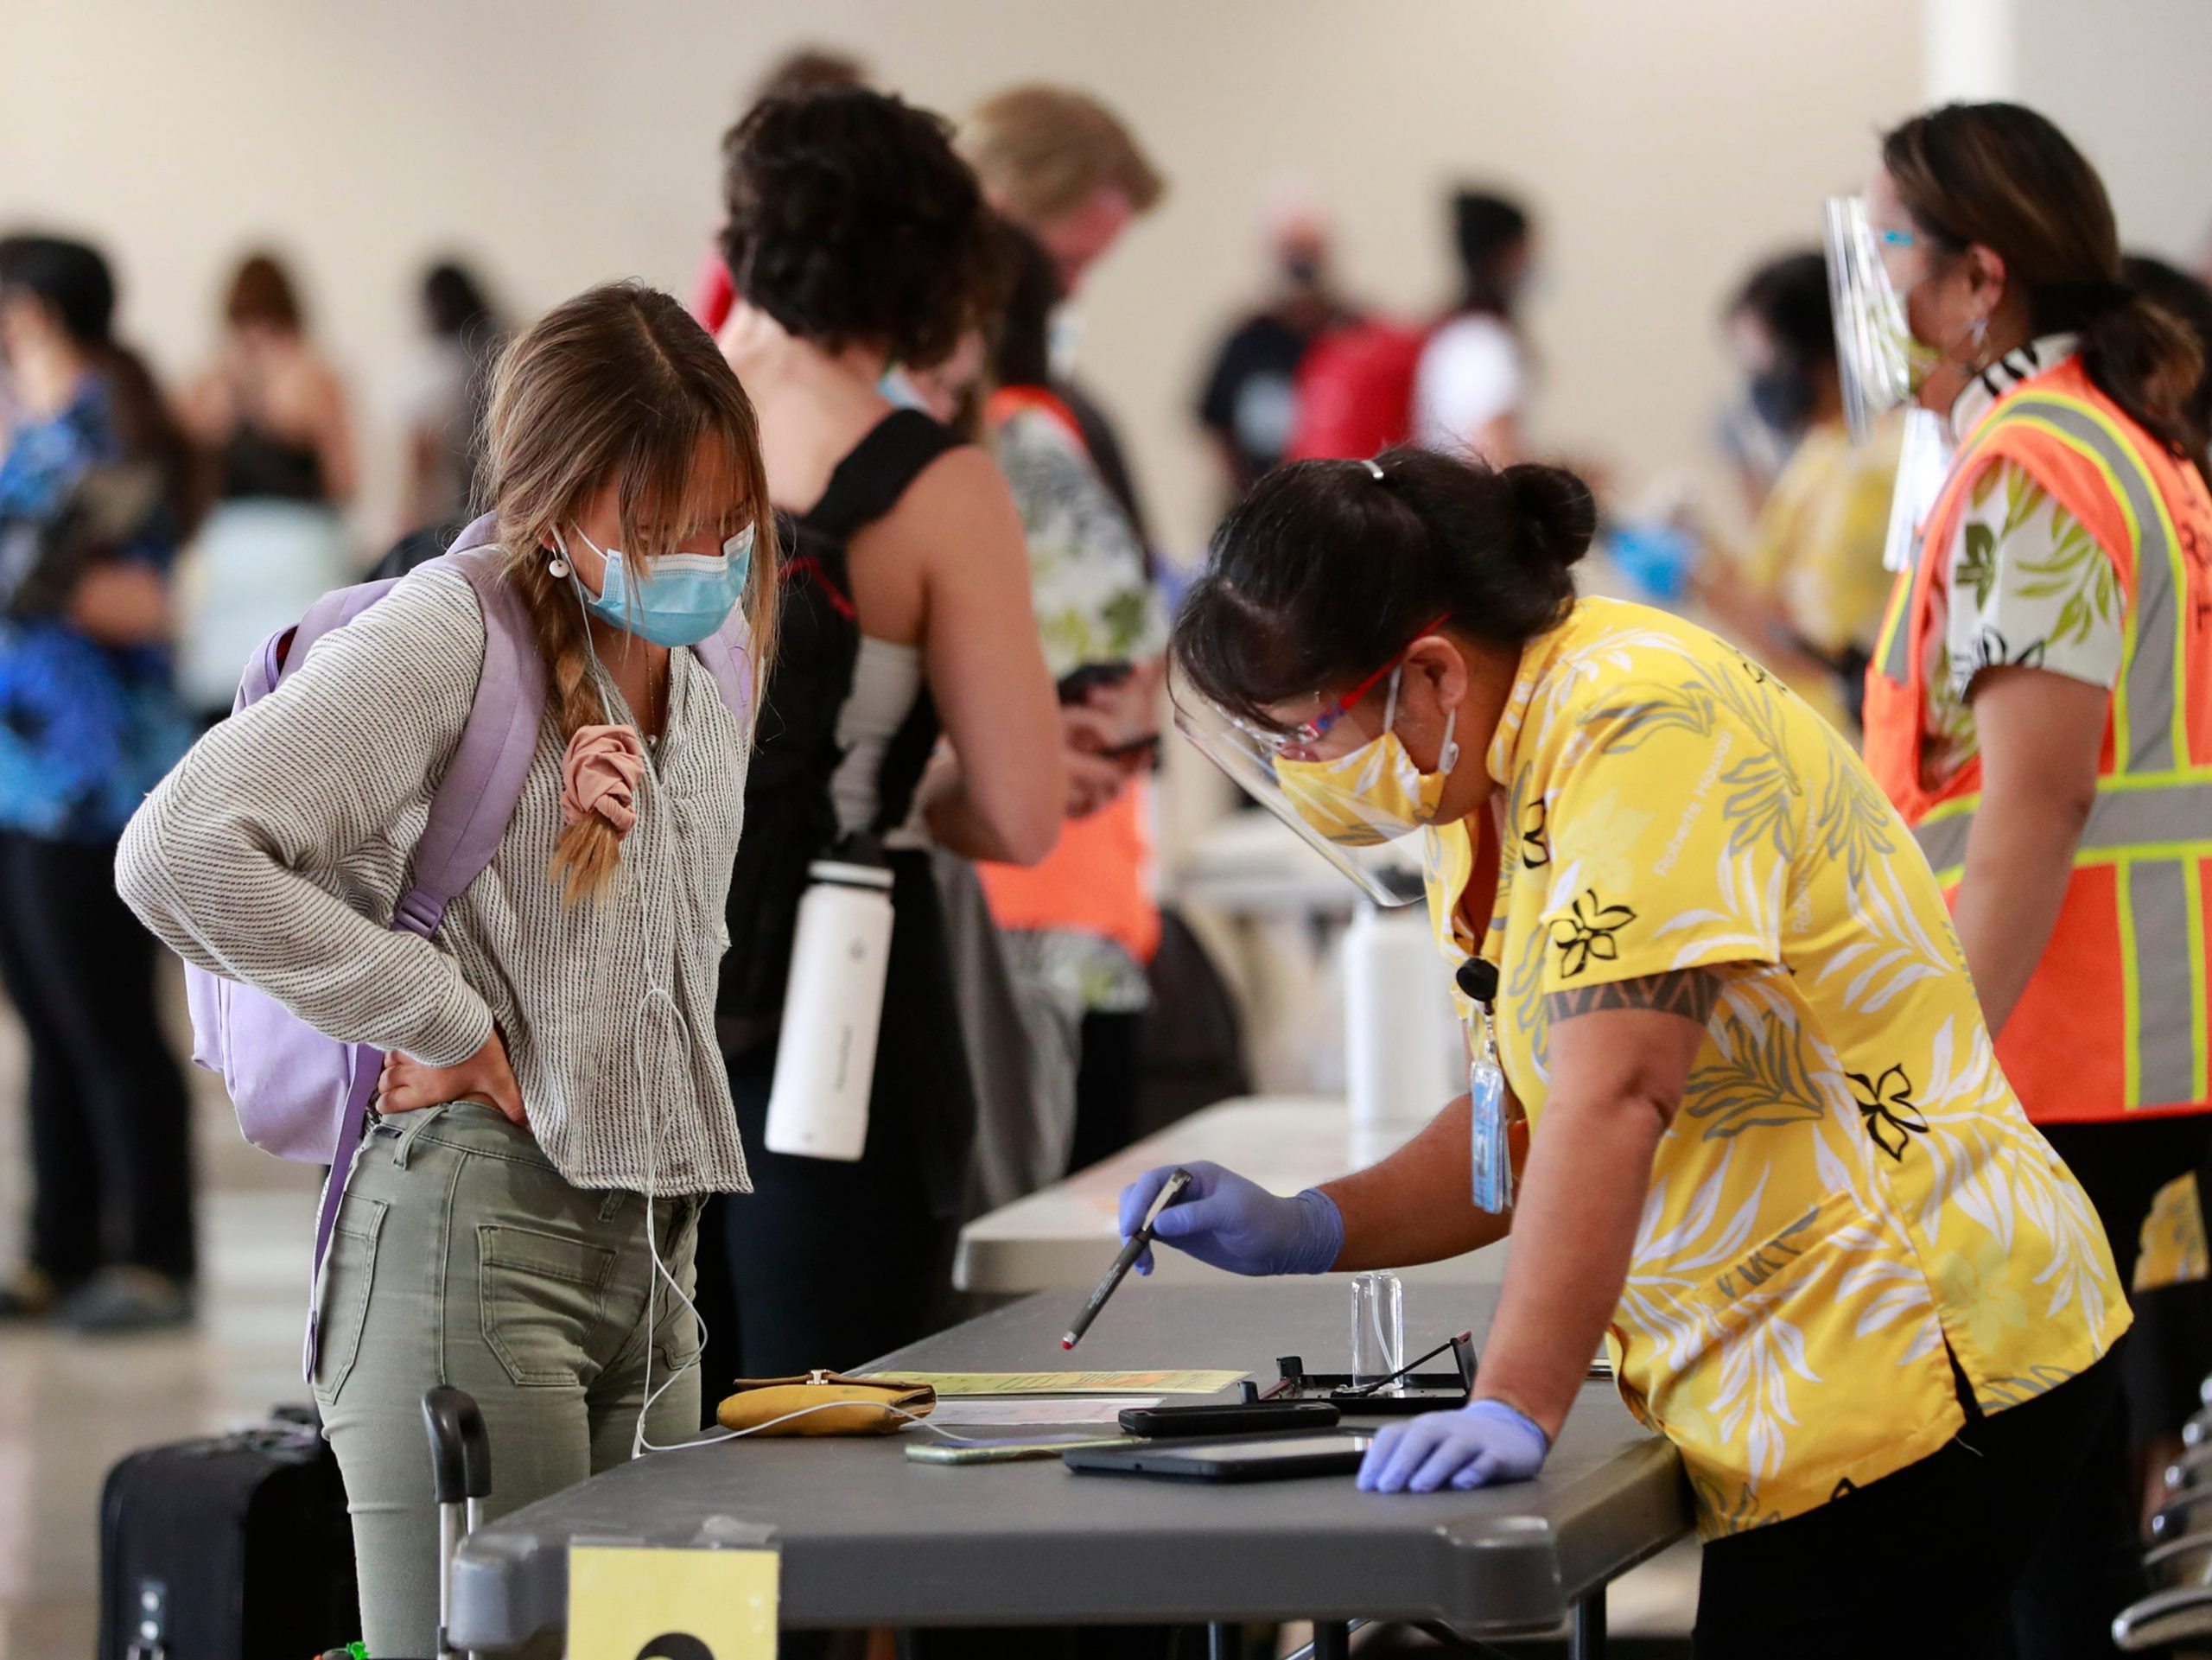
[4,0,1925,558]
[2007,0,2212,264]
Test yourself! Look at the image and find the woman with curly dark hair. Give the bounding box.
[702,87,1069,1385]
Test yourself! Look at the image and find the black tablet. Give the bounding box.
[1063,1431,1375,1483]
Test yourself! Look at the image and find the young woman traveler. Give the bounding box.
[119,282,777,1657]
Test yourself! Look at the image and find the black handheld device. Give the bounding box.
[1065,1431,1375,1483]
[1057,660,1135,704]
[1117,1401,1340,1438]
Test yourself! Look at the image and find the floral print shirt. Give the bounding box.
[992,405,1164,682]
[2134,1172,2209,1295]
[0,378,190,842]
[991,403,1166,1013]
[1421,595,2129,1536]
[1921,335,2122,781]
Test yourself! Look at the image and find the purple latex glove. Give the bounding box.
[1116,1161,1344,1277]
[1357,1399,1550,1493]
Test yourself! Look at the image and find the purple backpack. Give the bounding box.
[181,515,752,1371]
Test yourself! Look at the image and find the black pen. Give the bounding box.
[1063,1167,1193,1350]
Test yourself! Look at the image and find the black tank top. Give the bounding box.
[219,419,326,504]
[717,408,961,1047]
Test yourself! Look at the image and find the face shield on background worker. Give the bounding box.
[1825,194,1956,570]
[1168,658,1430,908]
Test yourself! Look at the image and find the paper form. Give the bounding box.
[874,1369,1246,1396]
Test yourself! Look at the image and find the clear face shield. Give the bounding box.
[1168,658,1431,909]
[1826,195,1961,564]
[1823,195,1919,445]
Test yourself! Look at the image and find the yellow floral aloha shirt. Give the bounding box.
[2136,1173,2209,1294]
[1421,595,2129,1536]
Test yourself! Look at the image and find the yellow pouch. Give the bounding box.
[715,1370,937,1437]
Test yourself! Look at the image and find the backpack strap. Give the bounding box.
[690,610,756,728]
[397,520,547,932]
[800,409,962,544]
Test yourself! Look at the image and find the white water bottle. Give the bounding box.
[1343,900,1461,1165]
[763,856,895,1161]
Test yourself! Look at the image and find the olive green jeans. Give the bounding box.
[313,1102,704,1658]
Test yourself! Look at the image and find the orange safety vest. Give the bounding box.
[1863,357,2212,1122]
[975,782,1162,964]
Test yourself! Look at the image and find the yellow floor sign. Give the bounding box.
[569,1545,779,1659]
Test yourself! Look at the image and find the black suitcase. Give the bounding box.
[98,1404,359,1660]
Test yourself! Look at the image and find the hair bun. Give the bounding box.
[1501,463,1596,570]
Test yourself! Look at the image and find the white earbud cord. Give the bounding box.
[630,974,727,1458]
[562,608,730,1460]
[640,1396,1083,1451]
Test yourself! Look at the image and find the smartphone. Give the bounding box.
[906,1434,1141,1466]
[1096,732,1161,763]
[1058,661,1135,704]
[1117,1401,1340,1438]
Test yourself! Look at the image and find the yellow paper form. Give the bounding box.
[879,1370,1245,1396]
[569,1545,778,1660]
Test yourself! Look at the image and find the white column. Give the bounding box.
[1924,0,2212,261]
[1923,0,2018,101]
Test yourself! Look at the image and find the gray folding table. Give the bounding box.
[449,1282,1691,1654]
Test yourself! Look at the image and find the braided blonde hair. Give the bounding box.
[480,282,779,902]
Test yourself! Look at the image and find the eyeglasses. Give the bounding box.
[1261,611,1452,752]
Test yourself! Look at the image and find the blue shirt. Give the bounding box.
[0,378,191,842]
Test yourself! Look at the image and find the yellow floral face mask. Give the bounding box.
[1272,667,1460,847]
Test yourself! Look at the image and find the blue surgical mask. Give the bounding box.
[561,524,753,648]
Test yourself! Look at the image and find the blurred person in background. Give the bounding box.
[2123,253,2212,475]
[976,220,1165,1185]
[1713,259,1821,518]
[176,251,354,722]
[1194,192,1361,506]
[1413,188,1537,465]
[961,83,1166,550]
[1689,251,1903,731]
[400,258,503,532]
[1853,100,2212,1651]
[703,90,1065,1396]
[0,234,198,1332]
[689,45,870,334]
[1284,188,1536,469]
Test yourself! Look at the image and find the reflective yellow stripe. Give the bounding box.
[2190,858,2210,1104]
[2075,840,2212,866]
[2129,856,2201,1106]
[1910,774,2212,875]
[2002,395,2190,773]
[1914,807,2211,1110]
[2118,861,2143,1108]
[1874,564,1914,684]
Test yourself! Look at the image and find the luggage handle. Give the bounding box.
[423,1386,491,1506]
[423,1387,490,1660]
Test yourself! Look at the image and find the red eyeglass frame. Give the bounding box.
[1281,611,1453,747]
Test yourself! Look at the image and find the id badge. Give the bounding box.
[1469,1012,1513,1214]
[1470,1056,1512,1212]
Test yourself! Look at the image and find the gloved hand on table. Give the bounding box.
[1357,1398,1550,1493]
[1117,1161,1344,1277]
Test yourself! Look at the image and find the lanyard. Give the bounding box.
[1459,957,1513,1213]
